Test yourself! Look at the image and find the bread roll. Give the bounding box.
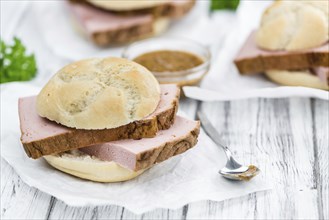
[256,0,329,51]
[86,0,170,11]
[265,69,329,90]
[44,150,145,182]
[37,57,160,129]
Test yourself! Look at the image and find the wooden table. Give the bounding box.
[1,1,328,219]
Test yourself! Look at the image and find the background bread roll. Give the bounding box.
[37,57,160,129]
[87,0,170,11]
[256,0,329,51]
[265,70,329,90]
[44,151,145,182]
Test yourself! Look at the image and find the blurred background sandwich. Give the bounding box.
[234,0,329,90]
[68,0,195,46]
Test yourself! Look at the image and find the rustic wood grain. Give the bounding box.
[194,98,323,219]
[2,98,328,220]
[1,158,51,219]
[312,99,329,220]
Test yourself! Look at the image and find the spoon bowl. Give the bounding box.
[197,111,260,181]
[219,165,260,181]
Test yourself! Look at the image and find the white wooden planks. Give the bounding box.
[1,98,328,219]
[1,159,51,219]
[313,99,329,220]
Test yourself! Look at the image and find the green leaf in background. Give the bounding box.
[0,37,37,84]
[211,0,240,11]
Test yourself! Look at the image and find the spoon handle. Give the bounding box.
[197,111,242,167]
[197,110,225,147]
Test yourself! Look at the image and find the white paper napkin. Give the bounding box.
[183,86,329,101]
[1,83,270,214]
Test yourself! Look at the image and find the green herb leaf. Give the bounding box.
[0,37,37,84]
[211,0,240,11]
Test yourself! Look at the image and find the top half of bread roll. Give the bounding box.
[36,57,160,130]
[256,0,329,51]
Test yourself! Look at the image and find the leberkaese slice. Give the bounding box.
[19,84,180,159]
[313,67,329,84]
[80,116,200,171]
[44,116,200,182]
[234,31,329,75]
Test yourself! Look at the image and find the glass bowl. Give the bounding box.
[122,37,211,87]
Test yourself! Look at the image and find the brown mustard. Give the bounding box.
[133,50,204,72]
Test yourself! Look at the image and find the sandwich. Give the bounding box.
[234,0,329,90]
[68,0,195,46]
[19,57,200,182]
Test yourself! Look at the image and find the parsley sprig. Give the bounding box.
[211,0,240,11]
[0,37,37,84]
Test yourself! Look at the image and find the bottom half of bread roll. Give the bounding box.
[265,68,329,91]
[44,150,146,183]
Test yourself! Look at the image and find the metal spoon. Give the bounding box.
[197,110,260,181]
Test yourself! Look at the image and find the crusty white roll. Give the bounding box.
[44,150,145,182]
[86,0,170,11]
[265,69,329,90]
[37,57,160,130]
[256,0,329,51]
